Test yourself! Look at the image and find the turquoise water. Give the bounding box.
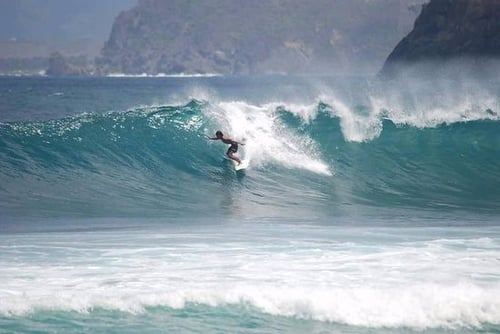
[1,75,499,333]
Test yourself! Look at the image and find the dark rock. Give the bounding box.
[381,0,500,76]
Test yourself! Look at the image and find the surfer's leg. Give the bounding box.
[227,151,241,164]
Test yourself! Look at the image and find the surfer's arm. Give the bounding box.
[225,137,244,145]
[206,135,219,140]
[229,139,245,145]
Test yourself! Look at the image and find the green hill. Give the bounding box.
[97,0,425,75]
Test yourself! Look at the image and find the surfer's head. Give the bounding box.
[215,130,223,138]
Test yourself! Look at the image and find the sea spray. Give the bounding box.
[205,101,331,174]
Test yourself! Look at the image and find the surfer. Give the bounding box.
[207,130,245,165]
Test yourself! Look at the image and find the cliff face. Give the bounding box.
[97,0,425,75]
[381,0,500,74]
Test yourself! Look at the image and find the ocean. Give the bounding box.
[0,75,499,333]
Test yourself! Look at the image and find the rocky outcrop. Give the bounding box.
[46,52,93,76]
[97,0,425,75]
[381,0,500,75]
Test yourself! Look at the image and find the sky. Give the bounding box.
[0,0,136,41]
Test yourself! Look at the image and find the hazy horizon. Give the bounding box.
[0,0,136,58]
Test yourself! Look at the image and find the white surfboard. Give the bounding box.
[234,159,249,171]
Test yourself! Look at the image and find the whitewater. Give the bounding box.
[0,75,499,333]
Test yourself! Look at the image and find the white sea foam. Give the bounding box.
[1,225,499,329]
[106,72,221,78]
[204,100,331,175]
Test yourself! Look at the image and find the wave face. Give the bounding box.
[1,76,500,218]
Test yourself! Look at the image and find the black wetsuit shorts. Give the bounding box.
[227,143,238,155]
